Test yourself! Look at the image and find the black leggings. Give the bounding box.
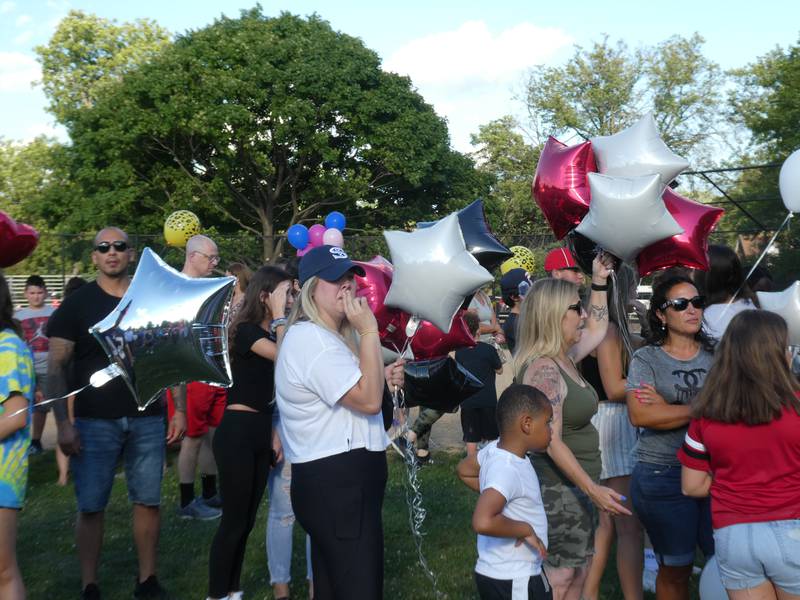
[208,410,272,598]
[291,449,388,600]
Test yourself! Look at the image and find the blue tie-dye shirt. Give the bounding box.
[0,328,35,508]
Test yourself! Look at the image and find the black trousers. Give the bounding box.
[475,571,552,600]
[291,448,388,600]
[208,410,272,597]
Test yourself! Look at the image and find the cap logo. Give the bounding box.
[329,247,348,260]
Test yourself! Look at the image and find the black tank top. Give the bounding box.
[581,355,608,401]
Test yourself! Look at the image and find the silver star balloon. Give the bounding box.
[90,247,235,410]
[384,213,493,333]
[757,281,800,346]
[575,173,684,263]
[591,113,689,187]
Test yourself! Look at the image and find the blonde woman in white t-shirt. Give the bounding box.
[275,245,404,600]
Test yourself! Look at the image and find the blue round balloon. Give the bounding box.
[324,211,346,231]
[287,224,310,250]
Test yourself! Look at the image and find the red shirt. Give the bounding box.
[678,402,800,529]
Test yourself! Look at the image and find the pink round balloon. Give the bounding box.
[322,227,344,247]
[309,224,326,247]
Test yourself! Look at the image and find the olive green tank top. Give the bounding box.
[517,359,601,485]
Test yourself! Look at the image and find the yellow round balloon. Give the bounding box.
[500,246,536,275]
[164,210,201,248]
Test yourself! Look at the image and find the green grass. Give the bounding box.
[20,450,672,599]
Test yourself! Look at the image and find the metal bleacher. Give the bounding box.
[8,274,70,310]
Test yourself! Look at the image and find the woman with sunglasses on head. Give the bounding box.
[626,275,716,600]
[207,266,292,600]
[275,245,404,599]
[514,253,630,600]
[678,310,800,600]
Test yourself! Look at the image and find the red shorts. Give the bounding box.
[166,383,227,438]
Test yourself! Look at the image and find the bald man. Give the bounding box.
[47,227,185,599]
[175,235,226,520]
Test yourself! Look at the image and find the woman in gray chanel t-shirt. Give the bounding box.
[625,274,716,599]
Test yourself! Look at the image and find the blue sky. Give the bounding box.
[1,0,798,152]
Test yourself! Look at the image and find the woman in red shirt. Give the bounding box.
[679,309,800,600]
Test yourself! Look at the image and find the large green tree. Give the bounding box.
[35,10,171,126]
[525,34,722,159]
[65,9,481,261]
[727,38,800,281]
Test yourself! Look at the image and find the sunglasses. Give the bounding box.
[567,301,583,315]
[660,295,706,311]
[94,241,129,253]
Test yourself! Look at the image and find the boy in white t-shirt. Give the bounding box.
[457,384,553,600]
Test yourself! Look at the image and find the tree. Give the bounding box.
[525,34,722,159]
[35,10,171,126]
[66,9,482,261]
[469,116,546,237]
[726,39,800,282]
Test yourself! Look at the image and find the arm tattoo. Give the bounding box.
[47,338,74,423]
[590,304,609,322]
[527,363,563,408]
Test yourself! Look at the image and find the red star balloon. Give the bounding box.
[410,310,476,360]
[532,137,597,240]
[636,189,724,277]
[0,211,39,268]
[353,257,408,352]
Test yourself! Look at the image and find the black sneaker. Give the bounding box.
[80,583,101,600]
[133,575,168,599]
[29,439,43,456]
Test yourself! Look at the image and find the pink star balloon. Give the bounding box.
[532,137,597,240]
[637,189,724,277]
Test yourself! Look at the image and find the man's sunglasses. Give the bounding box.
[567,302,583,314]
[94,241,129,253]
[659,296,706,312]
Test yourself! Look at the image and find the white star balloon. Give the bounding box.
[575,173,684,263]
[591,113,689,186]
[384,213,493,333]
[757,281,800,345]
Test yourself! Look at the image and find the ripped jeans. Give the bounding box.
[266,454,312,585]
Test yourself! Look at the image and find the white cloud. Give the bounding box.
[0,51,40,92]
[14,30,33,45]
[0,1,15,14]
[15,13,30,27]
[383,21,573,152]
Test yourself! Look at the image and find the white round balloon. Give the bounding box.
[699,556,727,600]
[779,148,800,213]
[757,281,800,346]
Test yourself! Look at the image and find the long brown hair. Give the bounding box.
[692,310,800,424]
[229,266,291,343]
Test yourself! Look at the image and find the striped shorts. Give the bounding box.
[592,402,637,480]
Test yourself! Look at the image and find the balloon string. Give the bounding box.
[1,384,91,420]
[718,211,793,322]
[394,394,441,598]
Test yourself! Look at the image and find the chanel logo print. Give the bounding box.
[672,368,707,404]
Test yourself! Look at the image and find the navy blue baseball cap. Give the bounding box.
[298,245,365,287]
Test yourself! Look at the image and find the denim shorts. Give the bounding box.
[72,416,165,512]
[715,520,800,594]
[630,462,714,566]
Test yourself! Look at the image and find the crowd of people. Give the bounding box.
[1,228,799,600]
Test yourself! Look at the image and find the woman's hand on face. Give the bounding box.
[267,280,292,318]
[385,359,405,390]
[635,384,666,405]
[591,252,614,282]
[342,288,378,334]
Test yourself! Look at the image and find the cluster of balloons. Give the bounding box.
[0,210,38,268]
[164,210,202,248]
[357,200,512,410]
[533,113,724,277]
[286,211,346,256]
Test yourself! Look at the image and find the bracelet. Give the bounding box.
[269,317,288,334]
[359,329,379,336]
[591,283,609,291]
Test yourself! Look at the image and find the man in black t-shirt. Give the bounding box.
[47,227,186,600]
[499,268,531,355]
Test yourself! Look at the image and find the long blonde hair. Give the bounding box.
[286,275,358,352]
[512,278,579,378]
